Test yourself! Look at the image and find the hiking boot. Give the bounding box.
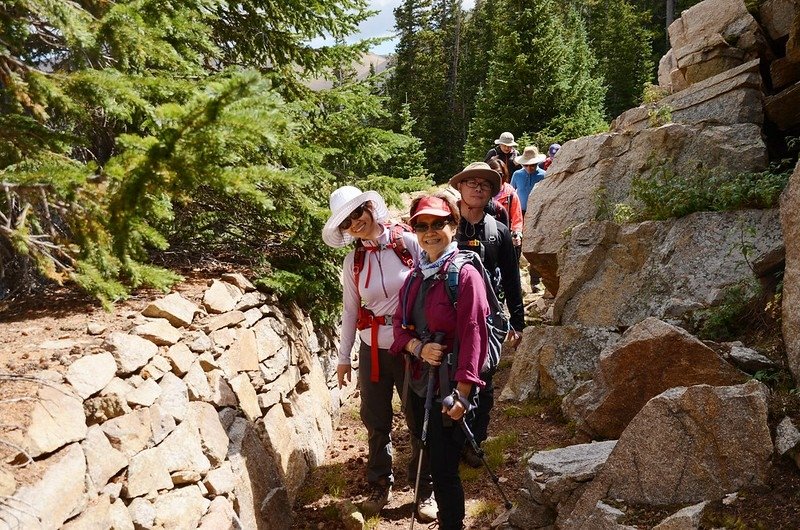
[361,483,392,516]
[416,491,438,523]
[461,445,482,468]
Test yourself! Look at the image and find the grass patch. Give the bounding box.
[496,358,513,371]
[462,432,518,481]
[364,515,381,529]
[295,463,348,505]
[468,498,499,520]
[502,396,562,419]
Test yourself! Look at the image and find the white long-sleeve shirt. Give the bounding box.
[339,225,420,364]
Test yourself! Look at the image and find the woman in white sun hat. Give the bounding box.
[322,186,435,521]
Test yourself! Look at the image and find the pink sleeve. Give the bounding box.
[453,265,489,387]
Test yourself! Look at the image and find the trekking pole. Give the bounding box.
[410,332,444,530]
[443,391,513,510]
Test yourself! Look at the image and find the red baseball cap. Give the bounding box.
[409,196,452,224]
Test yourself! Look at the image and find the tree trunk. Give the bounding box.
[666,0,675,45]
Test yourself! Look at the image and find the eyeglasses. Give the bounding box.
[338,203,367,230]
[463,179,492,192]
[412,219,451,233]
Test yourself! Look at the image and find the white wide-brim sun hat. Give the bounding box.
[322,186,389,248]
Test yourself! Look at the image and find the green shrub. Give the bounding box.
[630,162,791,221]
[694,280,760,341]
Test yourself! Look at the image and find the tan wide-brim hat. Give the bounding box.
[515,145,546,166]
[494,131,518,147]
[448,162,501,196]
[322,186,389,248]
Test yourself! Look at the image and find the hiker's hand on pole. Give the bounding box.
[337,364,351,388]
[421,342,444,366]
[443,383,473,421]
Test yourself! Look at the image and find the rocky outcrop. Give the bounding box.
[563,318,746,439]
[652,502,708,530]
[614,59,763,132]
[775,416,800,469]
[782,160,800,382]
[509,440,616,529]
[524,122,767,293]
[551,209,782,329]
[499,325,619,402]
[0,278,342,529]
[562,381,772,527]
[665,0,767,91]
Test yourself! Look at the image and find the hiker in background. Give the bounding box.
[322,186,436,521]
[487,156,523,261]
[484,131,521,175]
[541,143,561,171]
[449,162,524,466]
[511,146,547,292]
[391,192,489,530]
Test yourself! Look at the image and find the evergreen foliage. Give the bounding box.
[1,0,430,323]
[388,0,464,182]
[464,0,606,161]
[582,0,654,119]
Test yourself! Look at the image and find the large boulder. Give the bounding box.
[563,381,773,527]
[524,122,767,293]
[510,440,617,529]
[781,160,800,383]
[552,209,783,328]
[500,325,620,402]
[563,318,746,439]
[613,59,763,133]
[667,0,767,88]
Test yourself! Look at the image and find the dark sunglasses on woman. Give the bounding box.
[412,219,450,233]
[339,203,368,230]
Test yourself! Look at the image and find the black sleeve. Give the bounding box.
[496,223,525,331]
[484,148,496,163]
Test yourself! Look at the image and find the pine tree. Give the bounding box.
[464,0,607,160]
[387,0,464,181]
[0,0,429,322]
[583,0,654,119]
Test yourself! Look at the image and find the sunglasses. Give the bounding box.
[412,219,451,233]
[338,203,367,230]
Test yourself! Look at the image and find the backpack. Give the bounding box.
[456,213,499,264]
[353,222,414,287]
[483,199,509,229]
[456,214,503,299]
[444,250,510,377]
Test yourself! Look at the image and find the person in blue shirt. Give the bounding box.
[510,145,546,215]
[510,145,547,291]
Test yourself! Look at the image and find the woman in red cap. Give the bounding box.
[392,192,489,529]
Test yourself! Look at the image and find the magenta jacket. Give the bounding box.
[391,253,489,388]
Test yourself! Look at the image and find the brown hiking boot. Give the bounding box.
[361,482,392,516]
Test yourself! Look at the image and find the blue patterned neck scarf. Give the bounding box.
[419,242,458,279]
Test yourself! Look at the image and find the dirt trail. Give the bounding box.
[290,352,573,529]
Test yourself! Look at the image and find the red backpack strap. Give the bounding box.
[389,222,414,268]
[353,242,366,299]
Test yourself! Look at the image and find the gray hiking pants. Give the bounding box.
[358,341,431,491]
